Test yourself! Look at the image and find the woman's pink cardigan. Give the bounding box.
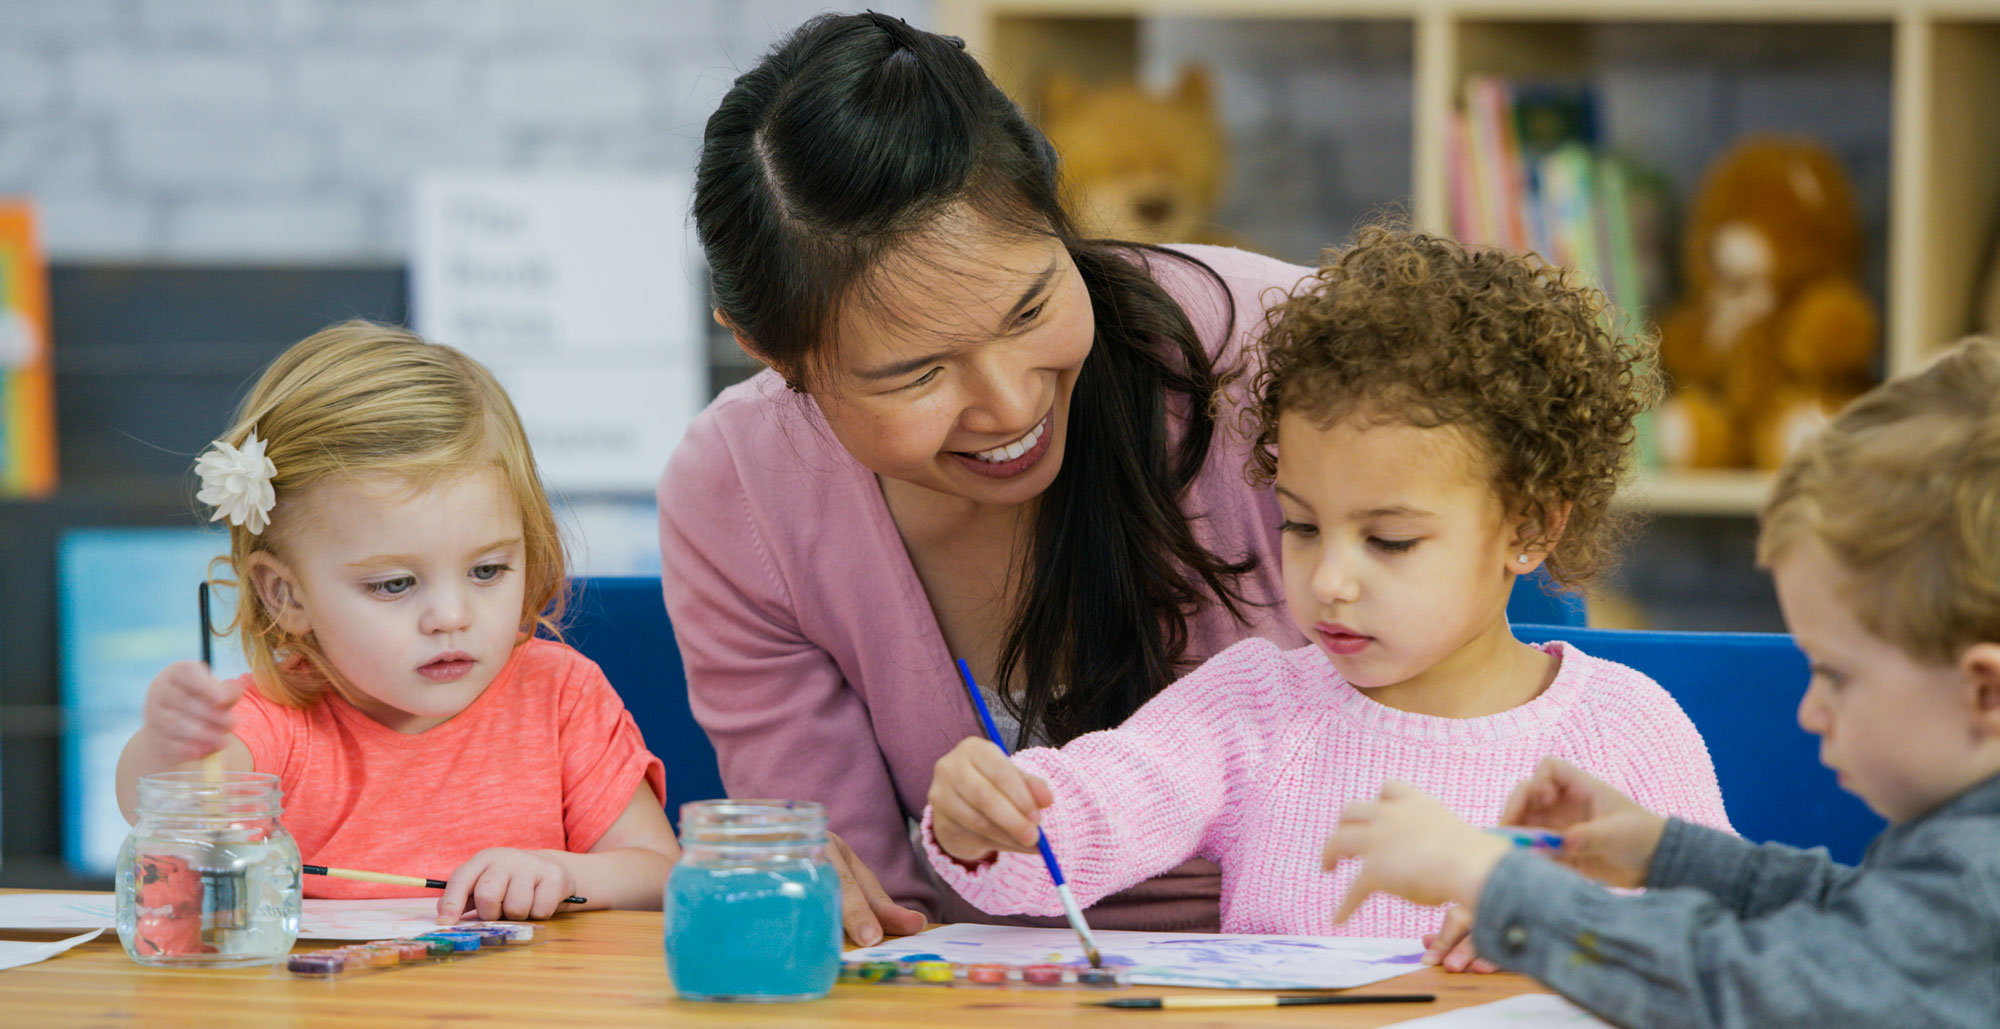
[658,246,1312,928]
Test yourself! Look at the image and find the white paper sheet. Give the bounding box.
[295,898,478,940]
[0,929,103,972]
[1384,993,1615,1027]
[844,924,1426,990]
[0,894,112,930]
[0,894,475,941]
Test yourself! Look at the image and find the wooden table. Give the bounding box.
[0,900,1549,1026]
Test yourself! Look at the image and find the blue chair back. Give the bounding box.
[553,572,1584,837]
[1507,568,1585,627]
[560,577,726,830]
[1513,624,1883,864]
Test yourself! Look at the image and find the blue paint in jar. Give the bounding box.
[665,800,840,1002]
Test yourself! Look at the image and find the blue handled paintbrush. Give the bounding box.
[954,658,1103,969]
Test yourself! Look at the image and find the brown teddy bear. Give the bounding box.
[1655,136,1880,470]
[1037,67,1230,245]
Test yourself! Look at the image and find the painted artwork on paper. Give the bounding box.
[295,897,470,940]
[845,924,1424,990]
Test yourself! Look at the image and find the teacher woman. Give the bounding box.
[660,12,1306,943]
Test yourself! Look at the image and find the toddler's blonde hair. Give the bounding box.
[1758,336,2000,664]
[207,320,566,706]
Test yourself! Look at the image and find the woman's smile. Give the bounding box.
[950,410,1054,479]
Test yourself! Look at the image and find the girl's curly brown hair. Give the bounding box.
[1247,225,1662,589]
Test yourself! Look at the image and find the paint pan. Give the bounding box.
[836,958,1124,989]
[285,922,544,980]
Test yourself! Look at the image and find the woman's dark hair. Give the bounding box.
[694,12,1258,746]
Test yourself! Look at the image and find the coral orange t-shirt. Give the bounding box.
[231,637,668,899]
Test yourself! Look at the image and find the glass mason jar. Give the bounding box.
[665,799,841,1002]
[115,771,302,967]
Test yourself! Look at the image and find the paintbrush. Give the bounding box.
[954,658,1103,969]
[195,581,245,932]
[302,864,586,905]
[1089,992,1436,1009]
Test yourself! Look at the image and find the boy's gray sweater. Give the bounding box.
[1472,771,2000,1028]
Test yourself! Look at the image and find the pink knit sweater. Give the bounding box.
[924,637,1732,940]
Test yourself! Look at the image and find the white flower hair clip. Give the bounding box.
[195,432,278,535]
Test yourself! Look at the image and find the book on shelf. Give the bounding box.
[1509,78,1599,261]
[0,200,56,499]
[1448,76,1675,324]
[1448,79,1679,470]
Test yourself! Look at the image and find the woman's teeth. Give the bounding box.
[971,418,1046,462]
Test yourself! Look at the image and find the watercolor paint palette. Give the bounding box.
[846,925,1426,991]
[285,921,543,978]
[839,957,1124,990]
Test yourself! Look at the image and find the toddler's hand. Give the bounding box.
[439,848,578,922]
[141,660,244,763]
[927,737,1054,864]
[1421,906,1499,973]
[1322,781,1510,926]
[1500,758,1668,888]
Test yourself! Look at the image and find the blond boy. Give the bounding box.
[1322,337,2000,1026]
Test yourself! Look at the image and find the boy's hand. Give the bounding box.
[1500,758,1669,888]
[1322,781,1510,926]
[439,848,578,922]
[1421,906,1499,973]
[142,660,244,762]
[927,737,1054,864]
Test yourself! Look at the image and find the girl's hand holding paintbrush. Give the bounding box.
[139,661,246,761]
[928,737,1058,864]
[115,661,252,820]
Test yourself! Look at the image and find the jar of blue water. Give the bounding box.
[665,799,841,1002]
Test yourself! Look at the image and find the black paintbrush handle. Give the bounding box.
[302,864,587,905]
[198,581,213,668]
[1278,993,1436,1006]
[1097,992,1436,1009]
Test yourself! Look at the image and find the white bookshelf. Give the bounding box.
[938,0,2000,515]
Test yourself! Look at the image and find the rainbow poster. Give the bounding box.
[0,201,55,498]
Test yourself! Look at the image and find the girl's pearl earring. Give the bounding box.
[1516,554,1530,564]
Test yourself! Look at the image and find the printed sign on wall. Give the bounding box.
[410,174,705,494]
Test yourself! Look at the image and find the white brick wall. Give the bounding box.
[3,3,1889,274]
[70,50,285,120]
[0,46,60,117]
[113,123,323,193]
[1146,18,1414,265]
[0,0,930,261]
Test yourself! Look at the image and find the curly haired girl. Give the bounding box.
[921,226,1731,959]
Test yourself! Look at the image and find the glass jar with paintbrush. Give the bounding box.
[114,770,302,967]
